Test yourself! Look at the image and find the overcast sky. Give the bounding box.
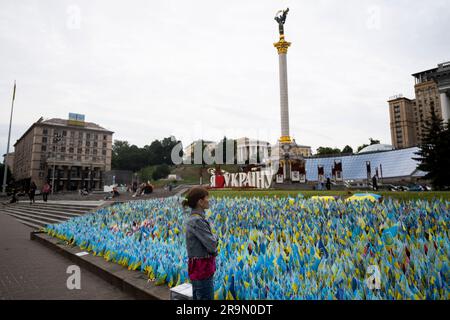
[1,0,449,157]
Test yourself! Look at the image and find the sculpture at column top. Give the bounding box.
[274,8,289,35]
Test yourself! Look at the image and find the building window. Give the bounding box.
[95,134,98,140]
[62,130,67,137]
[79,132,83,139]
[103,135,107,140]
[69,147,74,153]
[61,146,66,153]
[93,149,97,155]
[86,133,91,139]
[43,129,48,135]
[77,148,82,154]
[42,145,47,152]
[86,141,90,147]
[102,150,106,155]
[77,155,81,161]
[94,142,98,147]
[42,137,47,143]
[102,142,106,148]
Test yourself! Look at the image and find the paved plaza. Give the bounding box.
[0,211,134,300]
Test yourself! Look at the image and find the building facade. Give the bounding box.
[182,140,216,164]
[388,96,417,148]
[236,137,270,164]
[389,61,450,149]
[13,116,113,191]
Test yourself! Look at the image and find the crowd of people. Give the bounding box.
[5,180,52,204]
[131,182,154,197]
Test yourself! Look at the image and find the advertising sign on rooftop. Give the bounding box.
[68,113,85,126]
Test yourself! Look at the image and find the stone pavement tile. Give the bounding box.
[0,212,134,300]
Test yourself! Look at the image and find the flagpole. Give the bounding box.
[2,81,16,194]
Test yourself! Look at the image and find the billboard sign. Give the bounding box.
[68,113,85,126]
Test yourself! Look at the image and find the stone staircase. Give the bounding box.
[0,201,101,230]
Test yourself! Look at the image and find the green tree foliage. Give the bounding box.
[139,166,156,182]
[356,138,381,153]
[112,136,182,171]
[0,163,13,186]
[414,107,450,190]
[316,147,341,156]
[341,145,353,154]
[152,164,171,181]
[357,144,369,153]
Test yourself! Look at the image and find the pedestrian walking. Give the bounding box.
[42,182,51,202]
[29,181,37,204]
[372,175,378,191]
[326,177,331,190]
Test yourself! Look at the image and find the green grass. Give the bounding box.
[209,189,450,201]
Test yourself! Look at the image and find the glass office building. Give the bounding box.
[304,147,425,182]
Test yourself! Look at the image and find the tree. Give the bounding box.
[316,147,341,156]
[356,138,381,153]
[342,145,353,154]
[414,107,450,190]
[145,140,164,165]
[112,140,130,169]
[152,164,171,181]
[112,136,182,172]
[357,144,369,153]
[139,165,155,182]
[161,136,182,165]
[0,163,13,187]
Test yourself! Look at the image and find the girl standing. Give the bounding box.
[183,187,218,300]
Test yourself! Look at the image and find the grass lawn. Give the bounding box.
[209,189,450,201]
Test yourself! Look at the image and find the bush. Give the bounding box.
[152,164,171,181]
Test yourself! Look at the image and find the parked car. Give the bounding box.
[379,184,399,191]
[408,185,425,192]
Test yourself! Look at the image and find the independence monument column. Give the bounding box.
[274,8,292,145]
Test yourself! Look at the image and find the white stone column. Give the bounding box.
[279,54,290,138]
[440,92,450,123]
[274,36,291,142]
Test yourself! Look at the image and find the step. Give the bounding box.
[1,206,78,221]
[3,209,66,225]
[3,212,49,228]
[6,205,85,217]
[14,203,99,211]
[14,201,100,210]
[15,218,43,230]
[9,204,96,214]
[3,210,66,226]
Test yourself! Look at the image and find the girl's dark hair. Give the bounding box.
[182,187,209,209]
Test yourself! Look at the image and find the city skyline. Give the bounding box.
[1,0,450,156]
